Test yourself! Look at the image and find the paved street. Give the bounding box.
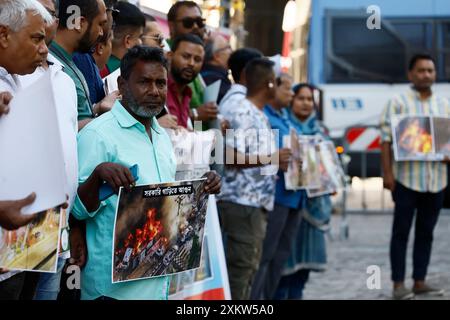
[303,211,450,300]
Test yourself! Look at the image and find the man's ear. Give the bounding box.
[96,43,104,56]
[124,34,134,49]
[0,25,10,49]
[407,71,413,83]
[78,16,88,34]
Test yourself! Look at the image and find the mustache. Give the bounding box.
[181,67,195,74]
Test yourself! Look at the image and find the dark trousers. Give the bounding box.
[0,272,40,300]
[274,269,310,300]
[250,204,301,300]
[390,182,444,282]
[218,201,267,300]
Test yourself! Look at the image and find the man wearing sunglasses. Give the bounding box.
[142,14,166,50]
[167,1,218,127]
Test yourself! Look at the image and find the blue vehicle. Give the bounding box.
[293,0,450,177]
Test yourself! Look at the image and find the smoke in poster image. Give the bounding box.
[112,179,209,283]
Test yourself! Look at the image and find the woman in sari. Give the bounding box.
[274,83,332,299]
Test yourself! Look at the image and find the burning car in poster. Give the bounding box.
[112,179,209,283]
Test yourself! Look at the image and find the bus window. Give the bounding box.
[327,17,406,83]
[326,14,448,83]
[390,21,430,49]
[443,22,450,80]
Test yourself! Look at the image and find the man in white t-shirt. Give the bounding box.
[0,0,54,299]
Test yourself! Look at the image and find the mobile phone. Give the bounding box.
[99,164,139,201]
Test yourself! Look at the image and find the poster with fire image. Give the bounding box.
[169,195,231,300]
[112,179,209,283]
[392,115,435,161]
[0,207,62,272]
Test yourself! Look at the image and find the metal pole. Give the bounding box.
[361,151,367,211]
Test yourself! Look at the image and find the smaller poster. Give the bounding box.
[307,141,345,198]
[284,132,321,190]
[392,115,434,161]
[167,128,216,180]
[432,117,450,157]
[103,68,120,94]
[0,206,62,272]
[169,195,231,300]
[112,179,209,283]
[283,128,302,190]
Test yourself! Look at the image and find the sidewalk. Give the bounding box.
[303,212,450,300]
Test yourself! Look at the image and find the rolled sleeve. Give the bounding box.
[72,193,107,220]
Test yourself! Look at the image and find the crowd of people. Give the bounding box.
[0,0,448,301]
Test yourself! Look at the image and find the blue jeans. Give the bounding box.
[34,258,66,300]
[274,269,310,300]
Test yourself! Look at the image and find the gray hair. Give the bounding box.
[0,0,53,33]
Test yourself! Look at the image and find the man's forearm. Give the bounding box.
[381,142,393,175]
[77,170,101,213]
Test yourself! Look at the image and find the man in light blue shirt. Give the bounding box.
[72,46,221,300]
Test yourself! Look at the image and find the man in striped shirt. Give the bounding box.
[380,54,450,300]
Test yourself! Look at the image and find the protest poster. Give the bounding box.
[0,207,62,272]
[392,115,434,161]
[169,195,231,300]
[203,80,221,104]
[112,179,209,283]
[103,68,120,95]
[284,133,321,190]
[167,128,216,181]
[432,117,450,157]
[0,71,67,214]
[307,141,345,198]
[283,128,302,190]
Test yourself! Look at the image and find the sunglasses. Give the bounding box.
[141,34,165,46]
[176,17,206,29]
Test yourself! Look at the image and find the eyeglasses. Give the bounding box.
[176,17,206,29]
[215,45,232,53]
[141,34,165,46]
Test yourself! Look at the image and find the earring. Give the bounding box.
[268,82,274,88]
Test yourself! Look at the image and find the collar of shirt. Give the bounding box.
[264,104,287,119]
[202,63,229,78]
[228,83,246,95]
[168,74,192,99]
[408,85,435,102]
[107,55,121,74]
[167,74,193,128]
[50,41,73,61]
[111,100,162,135]
[0,67,20,92]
